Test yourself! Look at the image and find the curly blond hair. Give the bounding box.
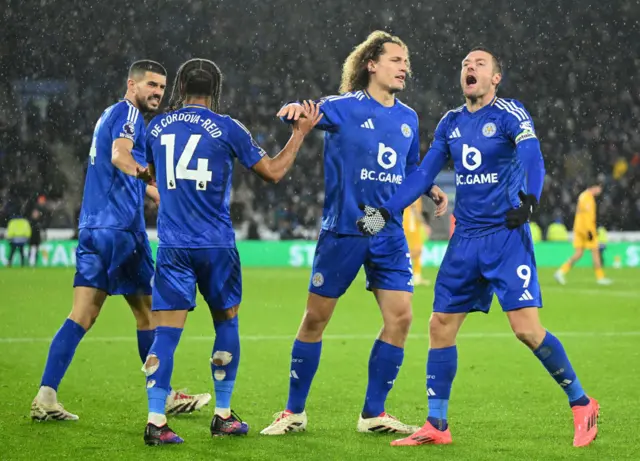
[339,31,411,94]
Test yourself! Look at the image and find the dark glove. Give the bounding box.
[587,230,594,241]
[505,191,538,229]
[356,204,390,236]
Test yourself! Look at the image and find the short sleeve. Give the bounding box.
[228,118,267,169]
[110,103,139,143]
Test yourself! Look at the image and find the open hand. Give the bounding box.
[277,102,307,121]
[293,100,323,136]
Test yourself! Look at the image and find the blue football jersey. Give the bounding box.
[79,100,147,232]
[302,90,420,236]
[433,97,539,236]
[146,105,266,248]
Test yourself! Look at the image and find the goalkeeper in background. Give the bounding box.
[555,184,612,285]
[403,198,431,285]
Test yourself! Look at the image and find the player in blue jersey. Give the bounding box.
[140,58,322,445]
[357,47,600,448]
[31,60,211,422]
[260,31,448,436]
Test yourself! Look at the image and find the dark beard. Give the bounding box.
[137,95,161,114]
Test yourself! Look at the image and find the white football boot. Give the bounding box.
[260,410,307,435]
[357,412,420,434]
[165,389,212,415]
[30,398,79,421]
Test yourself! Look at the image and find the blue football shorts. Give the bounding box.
[434,225,542,314]
[73,228,153,296]
[152,247,242,311]
[308,230,413,298]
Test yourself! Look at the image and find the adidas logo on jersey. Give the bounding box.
[361,119,375,129]
[449,127,461,139]
[519,289,534,301]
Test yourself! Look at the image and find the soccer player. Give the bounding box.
[404,198,431,285]
[260,31,448,436]
[357,47,599,447]
[140,58,322,445]
[555,184,612,285]
[31,60,210,421]
[6,214,31,267]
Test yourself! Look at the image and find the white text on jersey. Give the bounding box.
[456,173,499,185]
[360,169,403,184]
[150,114,223,140]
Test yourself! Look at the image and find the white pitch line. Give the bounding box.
[543,287,639,298]
[1,331,639,344]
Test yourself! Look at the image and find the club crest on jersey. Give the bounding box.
[482,122,497,137]
[401,123,412,138]
[400,123,411,138]
[312,272,324,287]
[123,121,135,136]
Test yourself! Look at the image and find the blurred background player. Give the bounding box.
[357,47,599,448]
[555,184,612,285]
[28,208,44,266]
[31,60,210,422]
[6,213,31,267]
[141,59,322,445]
[403,198,431,285]
[261,31,447,436]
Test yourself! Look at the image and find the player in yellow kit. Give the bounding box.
[404,198,431,285]
[555,184,612,285]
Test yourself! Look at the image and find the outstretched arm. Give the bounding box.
[357,148,449,236]
[277,96,343,132]
[251,101,324,183]
[384,149,449,215]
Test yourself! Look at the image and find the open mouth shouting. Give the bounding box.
[465,74,477,89]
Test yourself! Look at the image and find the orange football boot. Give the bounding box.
[572,397,600,447]
[390,420,452,446]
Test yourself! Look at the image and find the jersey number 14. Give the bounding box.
[161,134,212,191]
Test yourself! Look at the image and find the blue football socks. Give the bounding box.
[137,329,155,363]
[145,326,183,418]
[426,346,458,431]
[286,339,322,414]
[533,331,589,407]
[362,339,404,418]
[211,317,240,414]
[40,318,87,390]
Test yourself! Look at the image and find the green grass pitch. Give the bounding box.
[1,267,639,460]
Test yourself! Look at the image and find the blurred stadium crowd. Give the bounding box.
[1,0,638,239]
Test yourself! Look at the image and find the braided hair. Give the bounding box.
[166,58,223,112]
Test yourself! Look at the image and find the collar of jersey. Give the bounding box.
[363,89,398,109]
[120,98,136,107]
[183,104,208,109]
[463,96,497,117]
